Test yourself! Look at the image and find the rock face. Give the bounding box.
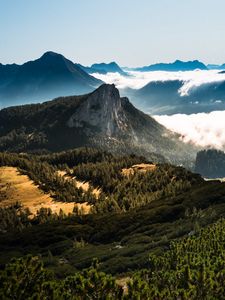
[67,84,128,136]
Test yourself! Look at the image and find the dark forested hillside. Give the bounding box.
[195,149,225,178]
[3,217,225,299]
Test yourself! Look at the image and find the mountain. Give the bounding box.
[0,84,196,165]
[0,51,103,108]
[78,61,127,75]
[123,79,225,115]
[133,60,208,72]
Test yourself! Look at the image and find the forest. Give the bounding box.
[1,218,225,299]
[0,149,202,213]
[1,148,225,299]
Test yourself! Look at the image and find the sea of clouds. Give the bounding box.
[93,70,225,149]
[154,111,225,149]
[93,69,225,96]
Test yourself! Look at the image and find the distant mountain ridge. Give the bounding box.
[78,61,127,75]
[207,63,225,70]
[131,60,208,72]
[0,84,196,165]
[0,51,103,108]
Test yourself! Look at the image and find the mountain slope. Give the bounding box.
[0,84,196,164]
[1,149,225,277]
[0,52,103,108]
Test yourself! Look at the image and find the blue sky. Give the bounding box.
[1,0,225,66]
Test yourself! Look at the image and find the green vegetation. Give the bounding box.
[73,161,202,212]
[1,148,225,298]
[0,203,71,234]
[2,218,225,299]
[128,218,225,299]
[0,256,123,300]
[0,148,203,213]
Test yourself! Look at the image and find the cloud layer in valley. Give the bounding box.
[93,70,225,96]
[154,111,225,149]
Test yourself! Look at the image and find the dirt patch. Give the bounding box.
[122,163,157,177]
[0,167,76,215]
[116,277,131,294]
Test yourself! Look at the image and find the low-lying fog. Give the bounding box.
[93,69,225,96]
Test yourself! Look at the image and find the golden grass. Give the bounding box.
[0,167,76,215]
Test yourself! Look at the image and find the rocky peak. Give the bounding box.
[40,51,63,60]
[67,84,128,136]
[91,83,120,102]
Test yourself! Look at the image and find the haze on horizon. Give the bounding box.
[1,0,225,66]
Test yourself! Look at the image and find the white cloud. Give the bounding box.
[92,70,225,96]
[154,111,225,149]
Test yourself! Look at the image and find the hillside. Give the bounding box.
[1,149,225,281]
[2,217,225,299]
[0,52,103,108]
[0,84,196,165]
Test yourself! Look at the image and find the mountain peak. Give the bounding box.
[93,83,119,97]
[0,52,103,107]
[89,62,127,75]
[67,83,126,136]
[39,51,66,63]
[41,51,62,58]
